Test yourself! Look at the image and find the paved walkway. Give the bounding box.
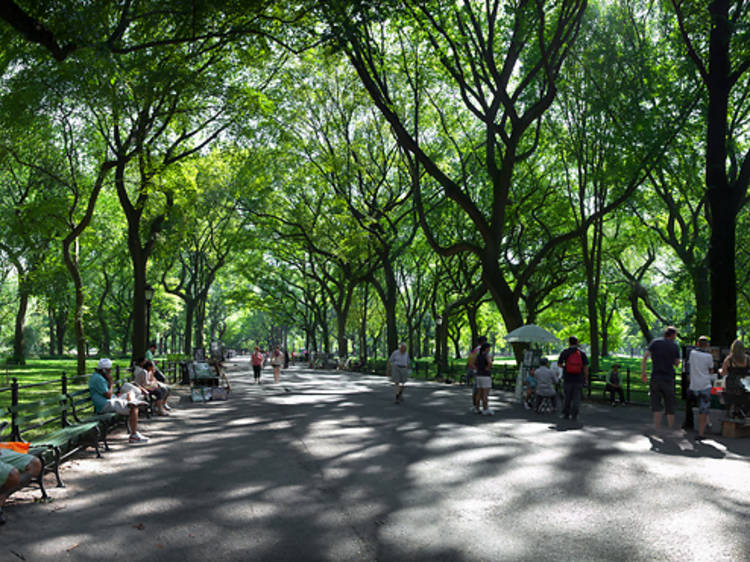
[2,358,749,561]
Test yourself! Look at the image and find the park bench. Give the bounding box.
[495,365,517,391]
[7,390,101,489]
[0,420,48,504]
[65,387,119,451]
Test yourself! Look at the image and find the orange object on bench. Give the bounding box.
[0,442,30,454]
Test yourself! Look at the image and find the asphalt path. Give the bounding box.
[2,358,749,561]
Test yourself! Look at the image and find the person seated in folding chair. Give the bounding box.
[532,358,558,414]
[0,424,42,525]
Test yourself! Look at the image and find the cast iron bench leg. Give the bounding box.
[37,456,49,500]
[52,448,65,488]
[93,429,102,458]
[102,426,111,451]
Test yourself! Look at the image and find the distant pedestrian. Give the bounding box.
[270,346,283,383]
[641,326,681,431]
[557,336,589,422]
[252,346,263,384]
[605,363,625,405]
[284,349,290,369]
[688,336,715,440]
[467,336,487,414]
[389,342,411,403]
[475,342,494,415]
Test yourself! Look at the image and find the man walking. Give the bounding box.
[641,326,681,431]
[389,342,411,403]
[557,336,589,422]
[467,336,487,414]
[688,336,715,440]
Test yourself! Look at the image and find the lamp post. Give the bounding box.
[435,315,443,379]
[144,283,155,352]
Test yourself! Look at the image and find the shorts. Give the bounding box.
[391,365,410,384]
[0,449,35,484]
[650,378,676,414]
[691,388,711,414]
[101,397,136,416]
[476,376,492,389]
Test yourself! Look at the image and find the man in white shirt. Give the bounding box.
[689,336,715,440]
[389,342,411,404]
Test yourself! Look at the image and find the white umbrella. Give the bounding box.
[504,324,558,344]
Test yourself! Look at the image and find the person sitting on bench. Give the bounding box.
[146,343,167,383]
[89,358,149,443]
[136,354,171,410]
[135,360,170,416]
[605,363,626,405]
[0,444,42,524]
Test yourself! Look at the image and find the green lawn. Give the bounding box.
[0,358,134,431]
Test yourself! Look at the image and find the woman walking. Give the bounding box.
[475,342,494,415]
[252,346,264,384]
[270,345,283,383]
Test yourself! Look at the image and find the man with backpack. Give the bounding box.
[557,336,589,422]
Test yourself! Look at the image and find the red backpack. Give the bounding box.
[566,349,583,374]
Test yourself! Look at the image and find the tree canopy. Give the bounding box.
[0,0,749,370]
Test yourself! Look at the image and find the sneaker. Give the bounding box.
[163,404,172,411]
[694,434,706,442]
[129,432,149,443]
[523,402,531,410]
[473,406,481,414]
[482,408,494,416]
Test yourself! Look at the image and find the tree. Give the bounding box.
[669,0,750,345]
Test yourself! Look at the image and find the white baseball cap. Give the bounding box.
[97,358,113,370]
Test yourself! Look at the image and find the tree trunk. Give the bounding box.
[183,298,195,355]
[481,254,525,362]
[12,272,29,364]
[98,269,111,356]
[335,284,355,358]
[467,305,479,349]
[693,261,711,337]
[195,296,206,351]
[359,283,368,364]
[48,307,55,356]
[121,313,131,355]
[630,294,653,344]
[706,0,738,347]
[55,312,65,356]
[130,253,148,359]
[63,237,87,375]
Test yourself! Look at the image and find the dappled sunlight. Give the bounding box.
[3,363,749,560]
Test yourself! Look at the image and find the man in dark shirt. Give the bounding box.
[557,336,589,422]
[641,326,681,431]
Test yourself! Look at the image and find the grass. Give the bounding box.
[0,358,134,435]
